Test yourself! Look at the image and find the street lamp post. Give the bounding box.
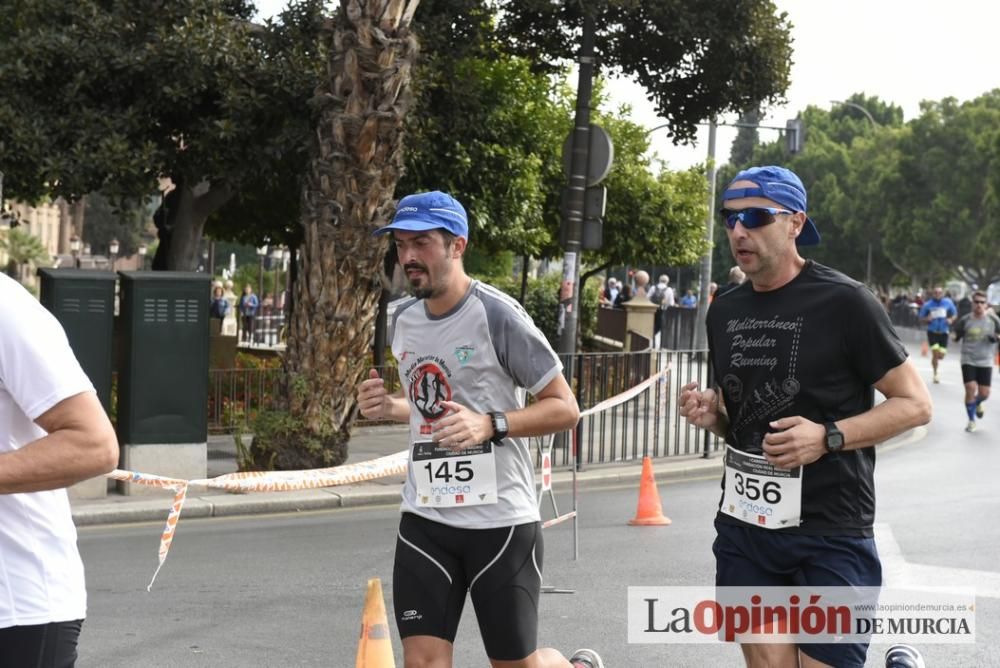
[109,237,119,272]
[830,100,878,284]
[70,235,81,268]
[270,247,283,311]
[256,245,267,307]
[282,248,291,315]
[694,120,718,352]
[138,243,148,270]
[830,99,876,129]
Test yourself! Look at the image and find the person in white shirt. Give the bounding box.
[0,274,119,667]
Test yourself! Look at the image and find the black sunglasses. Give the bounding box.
[720,207,793,230]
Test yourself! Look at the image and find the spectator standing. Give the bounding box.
[600,277,620,307]
[209,286,230,324]
[714,266,747,300]
[237,285,260,344]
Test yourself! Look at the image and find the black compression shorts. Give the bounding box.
[392,512,543,661]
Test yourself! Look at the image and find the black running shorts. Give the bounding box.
[0,619,83,668]
[961,364,993,386]
[927,331,949,349]
[392,512,543,661]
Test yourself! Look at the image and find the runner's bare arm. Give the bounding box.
[764,358,931,468]
[357,369,411,422]
[836,357,932,449]
[504,372,580,438]
[431,373,579,450]
[0,391,118,494]
[678,381,729,438]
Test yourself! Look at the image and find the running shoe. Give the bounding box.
[885,643,926,667]
[570,648,605,668]
[976,402,985,418]
[933,373,940,384]
[966,420,976,433]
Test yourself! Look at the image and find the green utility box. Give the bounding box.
[37,268,117,412]
[118,271,210,444]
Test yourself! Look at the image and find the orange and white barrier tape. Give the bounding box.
[107,450,408,590]
[114,365,670,590]
[579,367,668,418]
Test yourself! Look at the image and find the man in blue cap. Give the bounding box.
[678,167,932,668]
[356,191,603,668]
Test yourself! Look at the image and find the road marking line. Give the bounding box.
[875,523,1000,599]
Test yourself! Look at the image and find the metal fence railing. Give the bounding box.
[237,313,287,347]
[206,348,725,464]
[207,367,283,434]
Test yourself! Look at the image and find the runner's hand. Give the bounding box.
[432,401,492,451]
[357,369,391,420]
[761,416,826,469]
[678,382,722,431]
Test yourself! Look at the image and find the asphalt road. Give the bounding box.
[76,352,1000,667]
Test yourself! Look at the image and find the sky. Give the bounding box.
[254,0,1000,169]
[625,0,1000,169]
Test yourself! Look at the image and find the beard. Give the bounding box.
[405,262,436,299]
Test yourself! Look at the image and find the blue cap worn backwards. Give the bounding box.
[723,166,820,246]
[373,191,469,239]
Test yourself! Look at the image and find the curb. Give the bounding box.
[72,456,723,527]
[72,426,926,528]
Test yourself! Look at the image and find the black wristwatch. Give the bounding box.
[489,411,509,445]
[824,422,845,453]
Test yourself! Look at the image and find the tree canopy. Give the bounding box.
[2,0,794,272]
[496,0,794,142]
[718,91,1000,291]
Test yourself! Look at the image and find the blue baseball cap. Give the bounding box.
[723,166,820,246]
[373,191,468,239]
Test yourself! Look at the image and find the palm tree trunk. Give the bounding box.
[257,0,420,470]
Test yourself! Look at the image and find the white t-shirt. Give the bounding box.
[390,281,562,529]
[0,274,95,628]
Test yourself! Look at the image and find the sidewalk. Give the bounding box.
[70,424,724,526]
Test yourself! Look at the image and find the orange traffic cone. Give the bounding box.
[628,456,672,526]
[920,341,929,356]
[355,577,396,668]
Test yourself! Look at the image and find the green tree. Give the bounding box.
[575,109,709,281]
[400,55,570,257]
[262,0,422,470]
[0,228,50,279]
[0,0,320,270]
[81,192,149,258]
[883,92,1000,288]
[497,0,793,142]
[717,95,907,289]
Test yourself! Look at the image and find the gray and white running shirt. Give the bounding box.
[955,312,1000,367]
[390,280,562,529]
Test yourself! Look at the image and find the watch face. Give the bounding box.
[827,431,844,450]
[495,414,508,432]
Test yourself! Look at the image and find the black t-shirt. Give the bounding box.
[707,261,907,536]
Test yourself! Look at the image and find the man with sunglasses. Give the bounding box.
[952,290,1000,432]
[918,286,957,383]
[679,165,932,668]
